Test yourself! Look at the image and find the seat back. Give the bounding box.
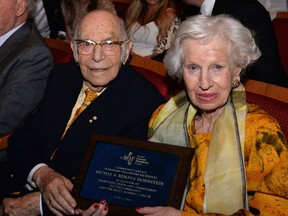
[44,38,74,64]
[128,55,180,100]
[244,80,288,139]
[272,16,288,75]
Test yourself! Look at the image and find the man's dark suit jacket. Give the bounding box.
[7,61,165,210]
[179,0,288,87]
[42,0,66,38]
[0,21,53,136]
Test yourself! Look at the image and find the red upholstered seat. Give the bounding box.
[44,38,73,64]
[246,91,288,139]
[133,65,178,100]
[49,47,73,64]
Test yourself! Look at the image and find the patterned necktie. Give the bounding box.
[63,88,97,135]
[73,88,98,120]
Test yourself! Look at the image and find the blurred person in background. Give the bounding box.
[61,0,117,40]
[33,0,67,39]
[126,0,177,58]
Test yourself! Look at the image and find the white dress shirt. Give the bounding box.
[201,0,216,15]
[258,0,288,19]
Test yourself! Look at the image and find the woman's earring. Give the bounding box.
[232,80,240,88]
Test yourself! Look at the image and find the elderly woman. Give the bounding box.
[136,15,288,215]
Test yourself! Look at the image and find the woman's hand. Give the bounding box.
[136,206,181,216]
[2,192,41,216]
[33,166,76,215]
[75,199,108,216]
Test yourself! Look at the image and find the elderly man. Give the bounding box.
[0,0,53,136]
[2,10,165,215]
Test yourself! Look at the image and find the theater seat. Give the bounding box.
[44,38,74,64]
[129,54,180,100]
[244,80,288,139]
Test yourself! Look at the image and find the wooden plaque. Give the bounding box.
[72,133,193,215]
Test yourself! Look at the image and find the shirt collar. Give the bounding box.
[82,82,106,96]
[200,0,216,15]
[0,22,26,47]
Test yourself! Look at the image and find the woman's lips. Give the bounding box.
[197,93,218,102]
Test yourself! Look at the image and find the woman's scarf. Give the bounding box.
[148,84,249,214]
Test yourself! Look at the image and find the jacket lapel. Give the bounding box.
[0,22,31,62]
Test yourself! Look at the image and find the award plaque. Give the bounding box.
[72,133,193,216]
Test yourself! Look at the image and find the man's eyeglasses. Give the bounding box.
[74,39,126,55]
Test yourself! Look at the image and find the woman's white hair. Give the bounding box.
[164,14,261,81]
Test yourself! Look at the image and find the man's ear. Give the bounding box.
[71,41,79,63]
[16,0,27,17]
[126,40,133,54]
[123,40,133,64]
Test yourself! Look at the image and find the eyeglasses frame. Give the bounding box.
[73,39,127,55]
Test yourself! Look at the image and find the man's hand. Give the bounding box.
[2,192,40,216]
[33,166,76,215]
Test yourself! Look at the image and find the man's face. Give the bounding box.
[0,0,18,36]
[72,11,131,92]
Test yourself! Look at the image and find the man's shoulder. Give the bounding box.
[49,60,80,79]
[117,64,166,102]
[8,22,51,55]
[21,23,49,47]
[119,64,164,94]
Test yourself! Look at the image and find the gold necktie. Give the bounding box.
[63,88,97,135]
[73,88,98,121]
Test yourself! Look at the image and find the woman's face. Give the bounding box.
[182,36,240,112]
